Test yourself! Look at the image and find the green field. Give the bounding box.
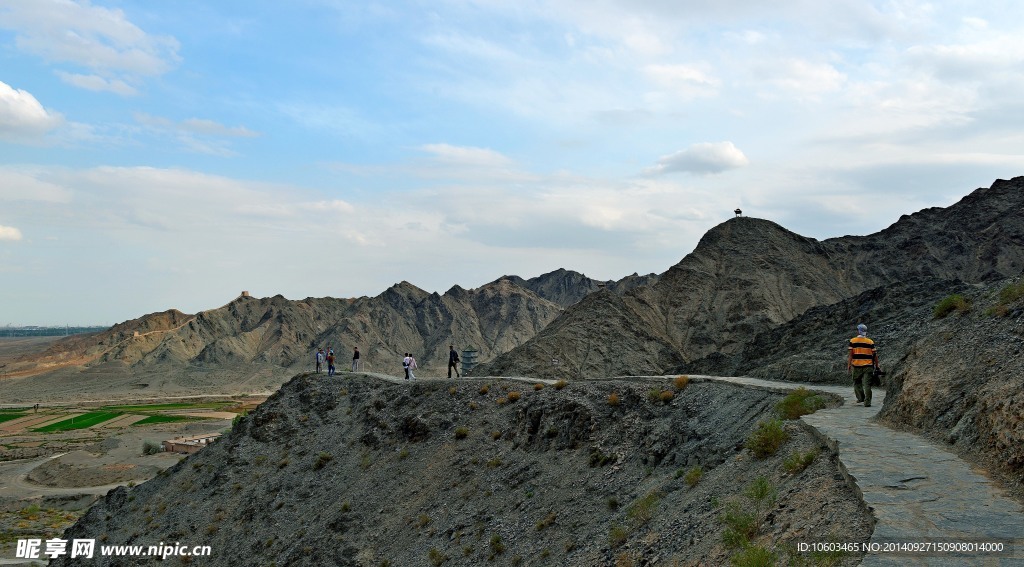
[101,402,235,412]
[0,414,25,424]
[132,415,201,426]
[33,411,123,432]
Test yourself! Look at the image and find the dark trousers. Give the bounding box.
[448,362,460,378]
[404,366,410,380]
[852,366,873,405]
[328,364,335,376]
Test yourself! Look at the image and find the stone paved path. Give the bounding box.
[689,375,1024,566]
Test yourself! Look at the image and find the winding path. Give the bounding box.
[688,375,1024,566]
[0,454,129,500]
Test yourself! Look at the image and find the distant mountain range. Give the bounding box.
[476,177,1024,379]
[1,268,656,381]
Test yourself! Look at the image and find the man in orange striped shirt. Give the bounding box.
[847,323,880,407]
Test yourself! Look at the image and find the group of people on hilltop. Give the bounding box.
[312,344,462,381]
[314,346,360,376]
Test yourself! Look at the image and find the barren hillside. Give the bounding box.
[53,374,871,566]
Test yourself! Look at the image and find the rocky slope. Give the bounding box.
[54,374,871,566]
[877,278,1024,497]
[681,275,1024,496]
[477,177,1024,379]
[492,268,660,307]
[681,277,975,383]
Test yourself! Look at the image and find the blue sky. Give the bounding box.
[2,0,1023,325]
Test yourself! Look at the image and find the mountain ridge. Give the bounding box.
[476,177,1024,379]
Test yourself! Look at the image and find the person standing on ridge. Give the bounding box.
[847,323,880,407]
[408,353,418,380]
[448,345,461,378]
[403,353,411,380]
[315,348,324,374]
[352,347,361,372]
[326,349,336,377]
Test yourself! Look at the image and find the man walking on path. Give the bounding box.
[326,349,336,376]
[352,347,361,372]
[448,345,460,378]
[847,323,880,407]
[401,352,413,378]
[315,348,324,374]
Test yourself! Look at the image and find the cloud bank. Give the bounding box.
[649,142,750,175]
[0,224,22,241]
[0,80,63,140]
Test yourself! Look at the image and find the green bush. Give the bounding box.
[608,524,629,548]
[934,294,970,318]
[722,502,758,548]
[999,281,1024,304]
[731,544,777,567]
[489,534,505,555]
[428,548,448,566]
[684,466,704,487]
[988,281,1024,317]
[313,451,333,470]
[454,426,469,440]
[746,419,789,458]
[776,388,825,420]
[535,512,556,531]
[782,450,818,474]
[142,441,162,455]
[589,448,616,467]
[626,491,660,525]
[721,477,777,549]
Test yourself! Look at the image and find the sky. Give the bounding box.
[2,0,1023,325]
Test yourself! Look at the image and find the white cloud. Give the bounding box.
[132,113,260,156]
[0,80,63,140]
[0,168,73,202]
[766,58,846,96]
[905,33,1024,81]
[648,142,750,175]
[135,113,259,138]
[55,71,137,96]
[180,119,260,138]
[420,144,514,168]
[644,63,720,98]
[0,0,180,93]
[0,225,22,241]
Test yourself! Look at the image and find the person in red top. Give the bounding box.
[847,323,880,407]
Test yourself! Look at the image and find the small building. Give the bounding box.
[241,291,251,297]
[162,433,221,454]
[461,347,479,375]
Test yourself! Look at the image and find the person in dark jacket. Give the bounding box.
[448,345,460,378]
